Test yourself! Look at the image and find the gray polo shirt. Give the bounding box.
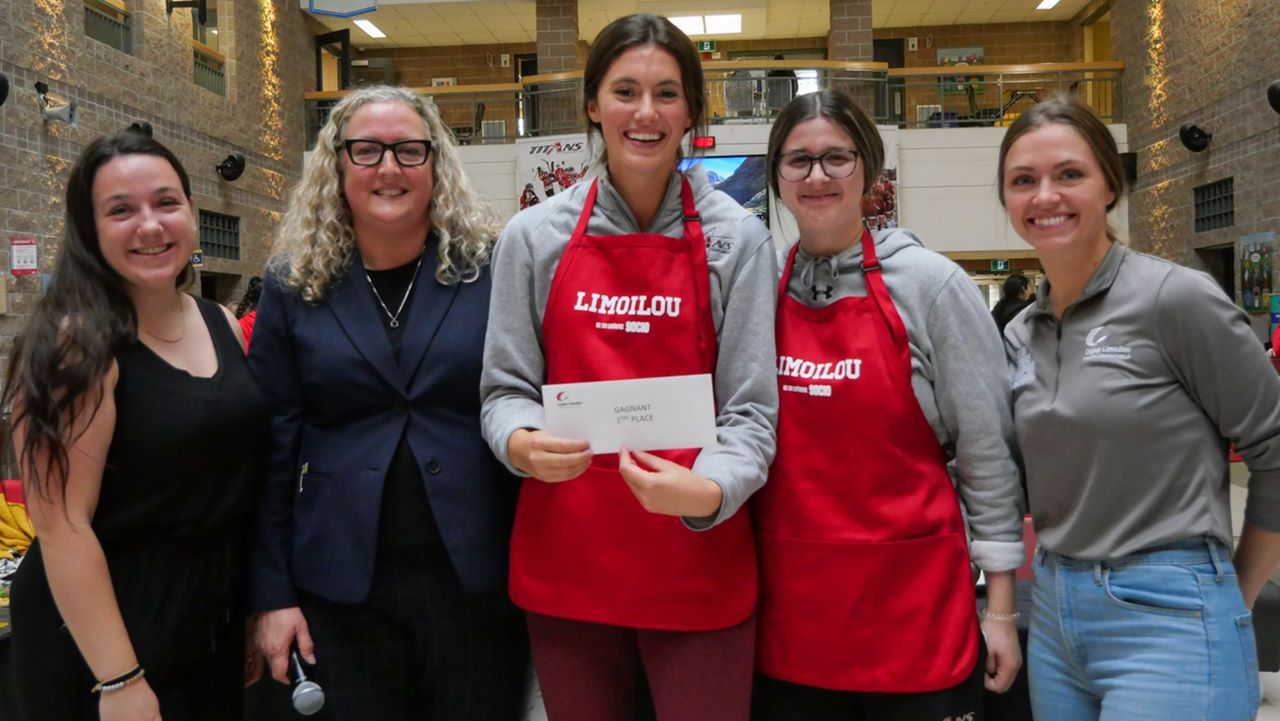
[1004,242,1280,560]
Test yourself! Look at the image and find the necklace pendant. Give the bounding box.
[389,319,400,329]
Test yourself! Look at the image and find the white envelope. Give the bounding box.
[541,373,718,454]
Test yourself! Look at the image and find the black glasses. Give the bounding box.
[778,149,859,182]
[343,139,433,167]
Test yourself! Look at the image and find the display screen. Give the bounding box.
[678,155,769,227]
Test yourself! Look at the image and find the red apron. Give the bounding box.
[755,232,978,692]
[509,177,757,631]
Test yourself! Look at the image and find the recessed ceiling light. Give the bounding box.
[669,16,705,35]
[1036,0,1061,8]
[704,14,741,34]
[354,19,386,39]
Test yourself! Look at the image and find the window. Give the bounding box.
[192,0,225,96]
[198,210,240,261]
[1194,178,1234,233]
[84,0,131,54]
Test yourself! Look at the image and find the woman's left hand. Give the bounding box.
[981,615,1023,694]
[618,448,723,519]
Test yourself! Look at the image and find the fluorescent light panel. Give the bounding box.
[669,16,705,35]
[668,13,742,35]
[1036,0,1060,8]
[353,18,386,38]
[704,14,741,33]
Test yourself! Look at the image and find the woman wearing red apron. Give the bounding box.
[752,89,1025,720]
[480,14,778,721]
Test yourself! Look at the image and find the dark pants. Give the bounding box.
[751,636,987,721]
[299,543,528,721]
[527,611,756,721]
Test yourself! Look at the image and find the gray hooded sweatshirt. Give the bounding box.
[480,166,779,529]
[781,228,1025,572]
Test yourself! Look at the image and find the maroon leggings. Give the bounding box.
[527,611,756,721]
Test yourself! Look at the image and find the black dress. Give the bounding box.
[10,297,268,721]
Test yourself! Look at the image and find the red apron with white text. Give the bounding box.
[755,232,978,691]
[509,177,757,631]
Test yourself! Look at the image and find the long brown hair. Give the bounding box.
[3,130,194,501]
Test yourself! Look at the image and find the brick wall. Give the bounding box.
[0,0,316,370]
[874,21,1074,67]
[1111,0,1280,337]
[361,42,535,139]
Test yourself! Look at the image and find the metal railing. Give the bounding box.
[889,61,1124,128]
[193,42,226,97]
[302,60,1124,146]
[84,0,131,54]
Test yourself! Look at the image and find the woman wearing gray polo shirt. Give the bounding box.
[998,93,1280,720]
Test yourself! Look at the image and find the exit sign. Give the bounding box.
[697,40,716,52]
[990,259,1010,272]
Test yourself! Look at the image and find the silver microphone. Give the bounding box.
[291,650,325,716]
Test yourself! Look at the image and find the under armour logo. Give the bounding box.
[811,285,834,301]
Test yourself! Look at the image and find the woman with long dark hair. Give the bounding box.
[5,130,267,721]
[481,13,777,721]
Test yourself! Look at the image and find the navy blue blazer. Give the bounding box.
[247,242,517,611]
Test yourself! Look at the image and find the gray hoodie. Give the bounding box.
[781,228,1025,572]
[480,166,779,528]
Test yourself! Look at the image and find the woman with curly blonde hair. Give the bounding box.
[248,84,528,720]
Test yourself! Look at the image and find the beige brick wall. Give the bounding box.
[0,0,316,370]
[874,22,1074,67]
[1111,0,1280,336]
[361,42,535,139]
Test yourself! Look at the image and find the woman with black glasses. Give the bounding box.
[248,85,528,720]
[752,89,1024,721]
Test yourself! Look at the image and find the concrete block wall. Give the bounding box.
[0,0,316,371]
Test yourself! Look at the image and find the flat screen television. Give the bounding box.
[678,155,769,228]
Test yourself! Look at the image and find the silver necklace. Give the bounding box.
[364,252,425,329]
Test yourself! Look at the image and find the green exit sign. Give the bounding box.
[697,40,716,52]
[990,259,1010,272]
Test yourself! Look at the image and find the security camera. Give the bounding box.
[0,73,9,108]
[216,153,246,181]
[34,81,78,127]
[1178,124,1211,153]
[1268,80,1280,114]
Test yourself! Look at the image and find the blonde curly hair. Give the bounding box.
[273,85,501,301]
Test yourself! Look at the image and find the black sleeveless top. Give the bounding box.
[95,296,267,541]
[12,296,269,684]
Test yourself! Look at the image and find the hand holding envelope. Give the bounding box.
[541,374,718,455]
[507,430,592,482]
[527,374,723,517]
[618,448,724,519]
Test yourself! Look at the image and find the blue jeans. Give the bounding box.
[1028,538,1260,721]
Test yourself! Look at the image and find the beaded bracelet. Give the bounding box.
[981,610,1020,623]
[90,665,146,695]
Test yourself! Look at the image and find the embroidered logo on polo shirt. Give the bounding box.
[1012,347,1035,390]
[1083,325,1132,361]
